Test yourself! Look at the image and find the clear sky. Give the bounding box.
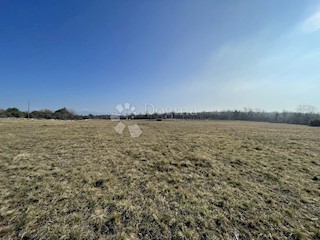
[1,0,320,114]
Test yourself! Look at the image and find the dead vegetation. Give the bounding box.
[0,119,319,239]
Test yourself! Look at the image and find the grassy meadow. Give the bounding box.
[0,119,319,239]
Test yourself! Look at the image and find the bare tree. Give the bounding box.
[296,105,317,114]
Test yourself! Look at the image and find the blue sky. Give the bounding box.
[1,0,320,114]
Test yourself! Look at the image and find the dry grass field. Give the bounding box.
[0,119,319,239]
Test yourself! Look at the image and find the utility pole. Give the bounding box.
[27,101,30,119]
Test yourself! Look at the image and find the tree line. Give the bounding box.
[0,107,109,120]
[0,106,320,126]
[133,110,320,126]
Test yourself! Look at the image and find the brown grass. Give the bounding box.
[0,119,319,239]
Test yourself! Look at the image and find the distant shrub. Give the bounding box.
[6,107,25,118]
[54,107,75,120]
[309,118,320,127]
[30,110,54,119]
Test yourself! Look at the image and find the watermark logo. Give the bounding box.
[144,104,198,115]
[111,103,142,138]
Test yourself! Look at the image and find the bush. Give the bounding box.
[30,110,54,119]
[5,108,25,118]
[309,118,320,127]
[54,107,75,120]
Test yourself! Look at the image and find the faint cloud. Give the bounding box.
[170,25,320,111]
[300,10,320,33]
